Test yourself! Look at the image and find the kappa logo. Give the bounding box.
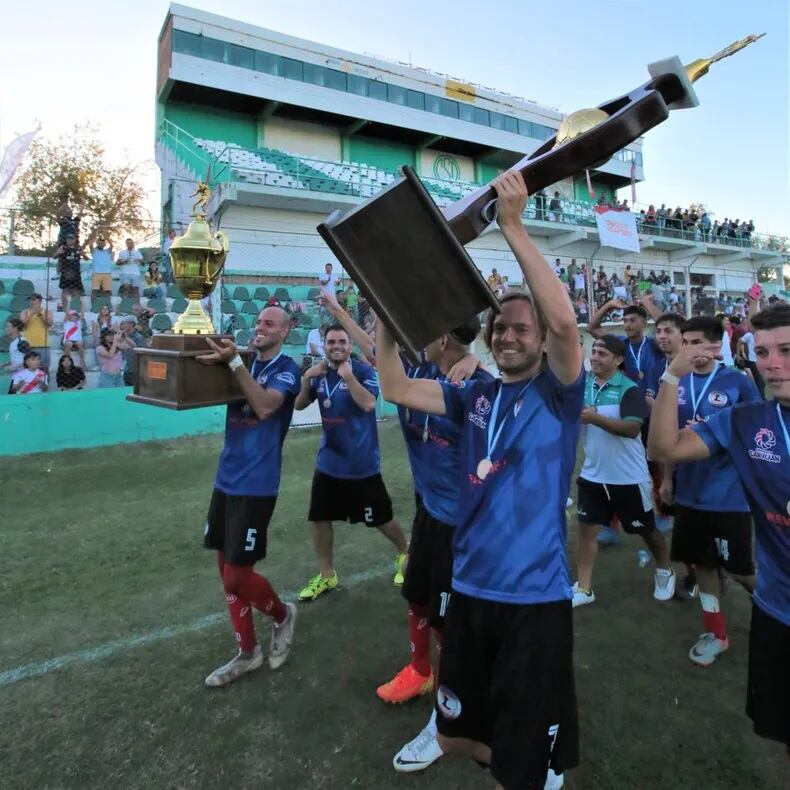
[437,685,462,720]
[748,428,781,464]
[708,391,728,407]
[475,395,492,415]
[275,371,296,385]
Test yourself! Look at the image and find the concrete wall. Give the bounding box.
[263,118,341,161]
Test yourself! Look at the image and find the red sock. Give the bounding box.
[703,610,727,640]
[408,605,431,677]
[216,552,256,651]
[224,564,287,625]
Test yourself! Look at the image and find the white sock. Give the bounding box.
[427,708,437,734]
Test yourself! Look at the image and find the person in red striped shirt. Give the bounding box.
[11,351,48,394]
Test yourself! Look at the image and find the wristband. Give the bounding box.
[660,371,680,386]
[228,355,244,371]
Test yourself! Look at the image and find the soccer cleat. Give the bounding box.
[377,664,434,703]
[689,632,729,667]
[653,568,676,601]
[571,581,595,608]
[596,525,621,546]
[393,715,443,772]
[544,768,565,789]
[674,573,699,601]
[393,553,407,586]
[269,602,297,669]
[298,571,338,601]
[204,644,264,688]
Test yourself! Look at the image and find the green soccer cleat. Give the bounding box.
[394,553,407,586]
[298,571,338,601]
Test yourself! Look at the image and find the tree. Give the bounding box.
[10,124,151,252]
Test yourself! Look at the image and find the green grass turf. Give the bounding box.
[0,421,786,789]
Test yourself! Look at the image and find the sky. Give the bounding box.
[2,0,788,236]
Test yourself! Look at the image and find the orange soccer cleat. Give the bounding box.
[376,664,434,704]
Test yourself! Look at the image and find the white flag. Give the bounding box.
[594,205,641,252]
[0,125,40,200]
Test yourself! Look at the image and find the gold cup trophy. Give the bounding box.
[127,183,249,409]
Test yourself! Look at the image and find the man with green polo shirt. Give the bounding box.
[572,335,675,607]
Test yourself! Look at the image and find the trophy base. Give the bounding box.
[173,299,216,335]
[126,335,251,410]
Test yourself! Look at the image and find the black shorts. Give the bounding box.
[401,502,454,629]
[307,470,393,527]
[747,604,790,745]
[436,593,579,788]
[576,477,656,534]
[671,505,754,575]
[203,488,276,565]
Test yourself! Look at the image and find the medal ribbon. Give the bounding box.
[251,351,282,383]
[321,368,344,403]
[628,338,646,374]
[483,378,536,464]
[689,365,721,418]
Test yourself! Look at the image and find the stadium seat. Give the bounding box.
[12,279,34,295]
[167,284,184,299]
[0,309,10,330]
[147,297,167,313]
[234,328,251,346]
[118,298,136,314]
[287,329,307,347]
[221,299,237,314]
[171,297,188,313]
[254,286,270,301]
[241,300,260,315]
[233,286,250,301]
[307,287,320,301]
[221,286,231,300]
[150,313,172,332]
[229,313,249,329]
[0,294,29,313]
[91,296,111,312]
[274,287,290,302]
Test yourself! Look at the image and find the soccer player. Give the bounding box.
[659,317,760,665]
[377,171,581,790]
[295,323,408,600]
[379,317,492,774]
[571,335,675,607]
[648,304,790,749]
[588,300,664,390]
[197,307,300,687]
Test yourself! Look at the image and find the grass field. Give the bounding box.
[1,420,786,789]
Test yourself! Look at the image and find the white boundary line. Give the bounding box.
[0,564,392,688]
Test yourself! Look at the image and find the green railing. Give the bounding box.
[158,123,788,255]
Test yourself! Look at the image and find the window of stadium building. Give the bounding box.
[170,29,642,165]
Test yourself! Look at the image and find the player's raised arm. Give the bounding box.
[376,320,446,415]
[321,286,375,359]
[648,342,714,463]
[493,171,582,384]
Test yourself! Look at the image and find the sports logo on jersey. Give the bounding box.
[275,371,296,385]
[437,685,462,720]
[677,386,687,406]
[475,395,491,415]
[748,428,781,463]
[630,520,644,529]
[708,391,728,407]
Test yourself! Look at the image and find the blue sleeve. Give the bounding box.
[543,363,586,421]
[269,363,301,397]
[692,409,732,457]
[440,380,468,424]
[357,362,380,397]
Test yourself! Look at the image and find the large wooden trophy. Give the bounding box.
[317,35,763,362]
[127,183,244,409]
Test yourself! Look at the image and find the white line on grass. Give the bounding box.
[0,564,392,687]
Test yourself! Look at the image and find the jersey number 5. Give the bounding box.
[245,528,257,551]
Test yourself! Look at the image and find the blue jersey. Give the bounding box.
[644,356,669,400]
[693,402,790,626]
[310,359,380,479]
[675,365,760,512]
[214,353,301,497]
[618,335,663,392]
[441,365,585,604]
[398,358,494,526]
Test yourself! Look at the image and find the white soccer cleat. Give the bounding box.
[545,768,565,789]
[393,714,444,773]
[571,581,595,608]
[269,602,297,670]
[204,644,264,687]
[689,632,729,667]
[653,568,676,601]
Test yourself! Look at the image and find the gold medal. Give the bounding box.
[476,458,493,480]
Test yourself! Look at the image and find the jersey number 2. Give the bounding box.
[245,528,257,551]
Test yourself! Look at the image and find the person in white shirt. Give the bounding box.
[116,238,144,298]
[738,329,765,398]
[61,308,87,369]
[2,317,29,375]
[11,351,48,394]
[305,326,325,359]
[318,262,338,294]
